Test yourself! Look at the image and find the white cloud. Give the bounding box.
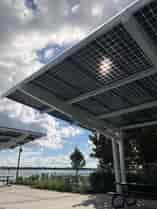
[0,0,123,96]
[60,126,82,138]
[0,0,126,167]
[0,0,86,96]
[35,115,84,149]
[0,147,97,168]
[0,147,70,167]
[0,98,84,149]
[71,4,80,14]
[15,155,69,167]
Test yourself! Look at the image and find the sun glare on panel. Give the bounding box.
[98,57,112,76]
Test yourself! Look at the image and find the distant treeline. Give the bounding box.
[0,166,96,171]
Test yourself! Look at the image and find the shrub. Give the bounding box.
[64,177,72,192]
[16,174,91,194]
[16,176,24,184]
[89,170,114,193]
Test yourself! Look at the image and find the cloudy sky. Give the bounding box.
[0,0,135,167]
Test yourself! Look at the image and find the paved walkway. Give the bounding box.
[0,185,156,209]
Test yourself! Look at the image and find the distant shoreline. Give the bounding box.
[0,166,96,171]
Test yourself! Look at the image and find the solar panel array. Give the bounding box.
[8,0,157,131]
[0,127,44,150]
[135,0,157,46]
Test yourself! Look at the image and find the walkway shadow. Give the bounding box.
[72,194,157,209]
[72,194,112,209]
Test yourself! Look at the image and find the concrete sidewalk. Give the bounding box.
[0,185,156,209]
[0,185,110,209]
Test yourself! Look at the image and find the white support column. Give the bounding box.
[96,131,100,141]
[111,138,121,193]
[118,133,127,191]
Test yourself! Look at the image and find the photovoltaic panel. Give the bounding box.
[6,0,157,131]
[135,0,157,46]
[9,89,48,112]
[72,24,153,86]
[76,98,110,116]
[0,127,45,150]
[138,74,157,99]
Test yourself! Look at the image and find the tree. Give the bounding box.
[89,128,157,186]
[70,147,86,181]
[89,133,113,171]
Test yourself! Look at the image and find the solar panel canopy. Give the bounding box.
[0,0,141,97]
[0,127,44,150]
[0,112,45,150]
[5,0,157,136]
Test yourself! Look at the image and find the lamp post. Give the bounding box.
[16,146,23,182]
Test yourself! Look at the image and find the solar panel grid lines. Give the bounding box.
[97,26,152,71]
[42,66,157,116]
[33,75,78,101]
[57,59,103,91]
[66,67,157,105]
[75,99,110,116]
[34,74,112,115]
[73,24,152,85]
[123,19,157,72]
[135,0,157,46]
[95,39,128,76]
[138,75,157,99]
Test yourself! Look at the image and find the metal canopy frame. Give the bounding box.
[5,0,157,135]
[0,127,44,150]
[3,0,157,193]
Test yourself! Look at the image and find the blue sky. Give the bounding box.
[0,97,96,167]
[0,0,134,168]
[0,124,94,168]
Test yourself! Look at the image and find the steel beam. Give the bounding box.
[18,84,116,139]
[43,67,157,114]
[121,120,157,131]
[98,100,157,119]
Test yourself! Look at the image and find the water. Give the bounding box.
[0,168,94,180]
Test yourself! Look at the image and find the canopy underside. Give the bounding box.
[6,0,157,136]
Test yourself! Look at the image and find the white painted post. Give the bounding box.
[96,131,100,141]
[118,133,127,192]
[111,138,121,193]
